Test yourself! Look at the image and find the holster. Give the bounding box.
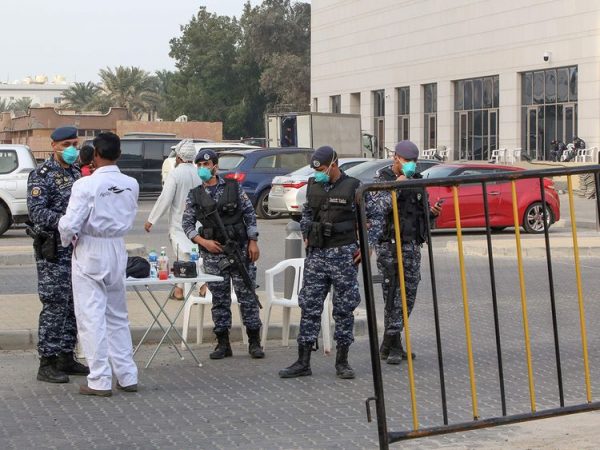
[308,222,324,248]
[27,227,57,261]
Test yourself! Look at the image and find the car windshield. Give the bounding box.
[420,165,457,179]
[218,154,245,170]
[345,160,390,178]
[287,165,315,177]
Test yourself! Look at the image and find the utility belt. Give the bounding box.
[307,220,356,248]
[198,222,248,244]
[26,227,58,261]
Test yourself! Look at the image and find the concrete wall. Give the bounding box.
[311,0,600,156]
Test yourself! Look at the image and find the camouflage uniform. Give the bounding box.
[27,155,80,357]
[369,170,432,336]
[182,177,261,333]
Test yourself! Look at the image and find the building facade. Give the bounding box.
[311,0,600,161]
[0,83,69,107]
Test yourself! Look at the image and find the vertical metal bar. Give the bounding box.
[481,182,507,416]
[510,180,536,412]
[356,190,389,450]
[391,190,419,430]
[451,185,479,420]
[539,177,564,407]
[423,190,448,425]
[566,175,593,403]
[595,172,600,232]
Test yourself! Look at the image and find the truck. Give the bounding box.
[265,112,369,157]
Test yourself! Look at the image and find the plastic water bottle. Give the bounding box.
[158,247,169,280]
[190,246,199,277]
[148,249,158,279]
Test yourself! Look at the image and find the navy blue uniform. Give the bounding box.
[27,155,80,357]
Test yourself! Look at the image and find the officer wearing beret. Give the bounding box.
[27,126,89,383]
[279,145,374,380]
[370,140,442,364]
[182,149,265,360]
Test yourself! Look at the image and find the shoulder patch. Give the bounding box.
[31,187,42,197]
[38,166,49,177]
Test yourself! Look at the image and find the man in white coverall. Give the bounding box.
[58,132,139,397]
[144,139,201,299]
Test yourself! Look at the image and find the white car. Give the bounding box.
[161,142,262,184]
[0,144,38,235]
[268,158,373,216]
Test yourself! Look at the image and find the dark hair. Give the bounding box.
[79,144,95,165]
[93,132,121,161]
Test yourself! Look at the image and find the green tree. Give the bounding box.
[97,66,161,119]
[0,99,12,112]
[10,97,32,115]
[60,81,100,112]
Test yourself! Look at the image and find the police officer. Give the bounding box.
[279,146,369,379]
[27,126,89,383]
[370,140,441,364]
[182,149,265,359]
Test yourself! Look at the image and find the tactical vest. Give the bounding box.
[191,179,247,244]
[306,175,360,248]
[379,168,428,245]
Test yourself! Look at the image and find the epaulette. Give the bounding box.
[38,165,50,177]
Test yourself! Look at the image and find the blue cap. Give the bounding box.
[394,140,419,160]
[310,145,337,168]
[50,126,78,142]
[195,148,218,164]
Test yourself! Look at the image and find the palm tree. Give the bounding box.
[0,99,12,112]
[60,81,100,112]
[97,66,161,119]
[11,98,32,115]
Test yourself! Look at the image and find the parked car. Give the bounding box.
[0,144,38,235]
[268,158,373,215]
[421,163,560,233]
[161,142,260,185]
[291,158,441,219]
[217,147,313,219]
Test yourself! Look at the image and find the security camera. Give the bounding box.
[543,51,551,62]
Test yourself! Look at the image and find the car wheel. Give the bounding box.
[522,202,552,234]
[256,189,283,220]
[0,204,12,236]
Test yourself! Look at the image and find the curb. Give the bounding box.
[0,310,368,351]
[0,244,147,266]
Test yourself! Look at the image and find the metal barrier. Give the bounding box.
[356,165,600,449]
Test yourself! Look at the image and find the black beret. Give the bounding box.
[394,140,419,160]
[51,126,78,142]
[194,148,218,164]
[310,145,337,169]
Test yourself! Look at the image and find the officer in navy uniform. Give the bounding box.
[370,140,441,364]
[279,146,373,379]
[182,149,265,360]
[27,126,89,383]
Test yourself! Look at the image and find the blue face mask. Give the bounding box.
[197,166,213,182]
[61,146,79,165]
[402,161,417,178]
[314,170,330,184]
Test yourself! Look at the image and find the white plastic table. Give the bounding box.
[126,275,223,368]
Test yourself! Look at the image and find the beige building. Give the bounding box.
[311,0,600,161]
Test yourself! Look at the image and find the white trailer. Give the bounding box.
[265,112,366,157]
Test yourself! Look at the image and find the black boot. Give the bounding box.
[37,356,69,383]
[399,334,416,360]
[379,334,393,360]
[56,352,90,375]
[279,344,312,378]
[246,328,265,359]
[209,330,233,360]
[386,333,403,365]
[335,345,355,379]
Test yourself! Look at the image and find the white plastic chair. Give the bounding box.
[262,258,332,354]
[420,149,436,160]
[181,280,247,349]
[490,148,507,164]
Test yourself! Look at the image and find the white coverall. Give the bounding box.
[147,162,201,258]
[58,165,139,391]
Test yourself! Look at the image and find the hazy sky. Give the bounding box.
[3,1,268,83]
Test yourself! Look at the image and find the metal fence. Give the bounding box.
[356,165,600,449]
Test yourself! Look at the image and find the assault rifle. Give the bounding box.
[208,208,262,309]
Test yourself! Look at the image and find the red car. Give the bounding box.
[422,164,560,233]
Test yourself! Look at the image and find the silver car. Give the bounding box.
[268,158,373,216]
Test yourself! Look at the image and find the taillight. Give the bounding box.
[282,181,307,189]
[224,172,246,183]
